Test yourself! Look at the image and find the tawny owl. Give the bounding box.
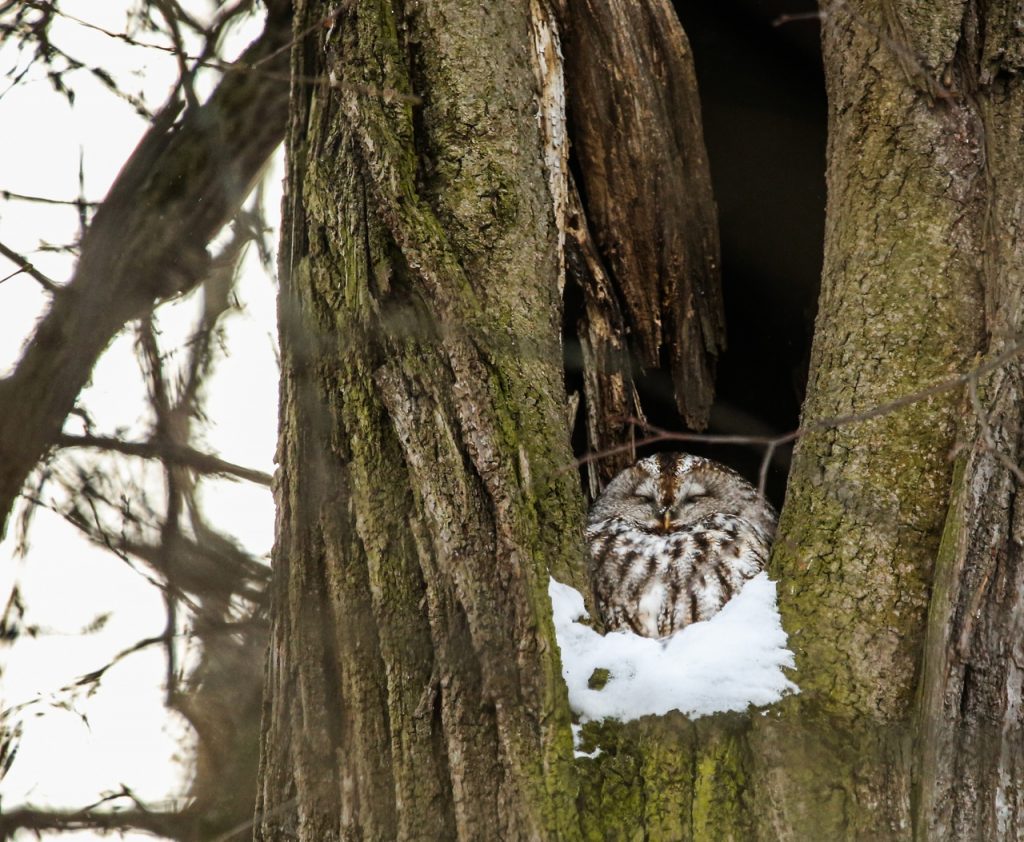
[587,453,776,638]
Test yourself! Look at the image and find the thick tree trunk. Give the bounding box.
[255,0,585,837]
[765,2,1024,837]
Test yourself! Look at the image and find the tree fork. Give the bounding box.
[256,0,1024,839]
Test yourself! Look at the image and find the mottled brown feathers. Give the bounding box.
[587,453,776,638]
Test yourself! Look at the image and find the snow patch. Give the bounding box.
[549,572,798,722]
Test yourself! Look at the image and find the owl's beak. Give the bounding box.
[660,509,672,532]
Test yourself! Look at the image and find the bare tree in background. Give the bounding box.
[0,1,287,838]
[6,0,1024,839]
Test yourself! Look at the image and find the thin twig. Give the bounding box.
[773,11,825,26]
[579,340,1024,497]
[0,239,60,291]
[1,189,98,207]
[153,0,199,111]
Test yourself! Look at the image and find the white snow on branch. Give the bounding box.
[549,572,798,723]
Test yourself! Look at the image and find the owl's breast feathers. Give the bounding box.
[587,513,771,638]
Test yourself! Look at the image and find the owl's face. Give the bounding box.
[588,452,774,535]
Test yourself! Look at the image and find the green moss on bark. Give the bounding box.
[771,0,984,724]
[574,714,759,841]
[262,0,588,838]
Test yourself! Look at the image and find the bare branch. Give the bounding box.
[578,339,1024,497]
[0,2,292,536]
[0,804,190,838]
[0,239,59,292]
[72,632,173,688]
[55,432,272,485]
[43,4,421,103]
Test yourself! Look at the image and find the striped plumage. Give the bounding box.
[587,453,776,638]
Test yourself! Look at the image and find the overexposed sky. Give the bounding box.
[0,3,280,838]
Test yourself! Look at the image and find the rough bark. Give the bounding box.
[257,0,1024,839]
[565,178,640,496]
[776,0,987,721]
[0,0,291,537]
[912,8,1024,839]
[554,0,724,454]
[556,0,724,433]
[256,0,585,837]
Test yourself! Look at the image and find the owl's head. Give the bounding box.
[588,452,775,535]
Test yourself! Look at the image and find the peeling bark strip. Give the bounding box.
[566,177,639,495]
[554,0,725,432]
[257,0,585,838]
[0,1,292,537]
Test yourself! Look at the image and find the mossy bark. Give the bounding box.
[256,0,1024,839]
[256,0,584,838]
[764,2,1024,837]
[911,33,1024,842]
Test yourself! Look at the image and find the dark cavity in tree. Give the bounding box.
[564,0,826,510]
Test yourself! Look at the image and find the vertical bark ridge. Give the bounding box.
[257,274,346,842]
[336,0,584,833]
[913,45,1024,840]
[328,342,452,837]
[376,359,520,839]
[259,0,586,837]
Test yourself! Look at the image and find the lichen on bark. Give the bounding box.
[773,0,985,723]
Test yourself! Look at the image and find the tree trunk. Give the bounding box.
[762,1,1024,836]
[256,0,1024,839]
[910,5,1024,838]
[256,0,585,837]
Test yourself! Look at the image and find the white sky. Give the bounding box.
[0,3,280,838]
